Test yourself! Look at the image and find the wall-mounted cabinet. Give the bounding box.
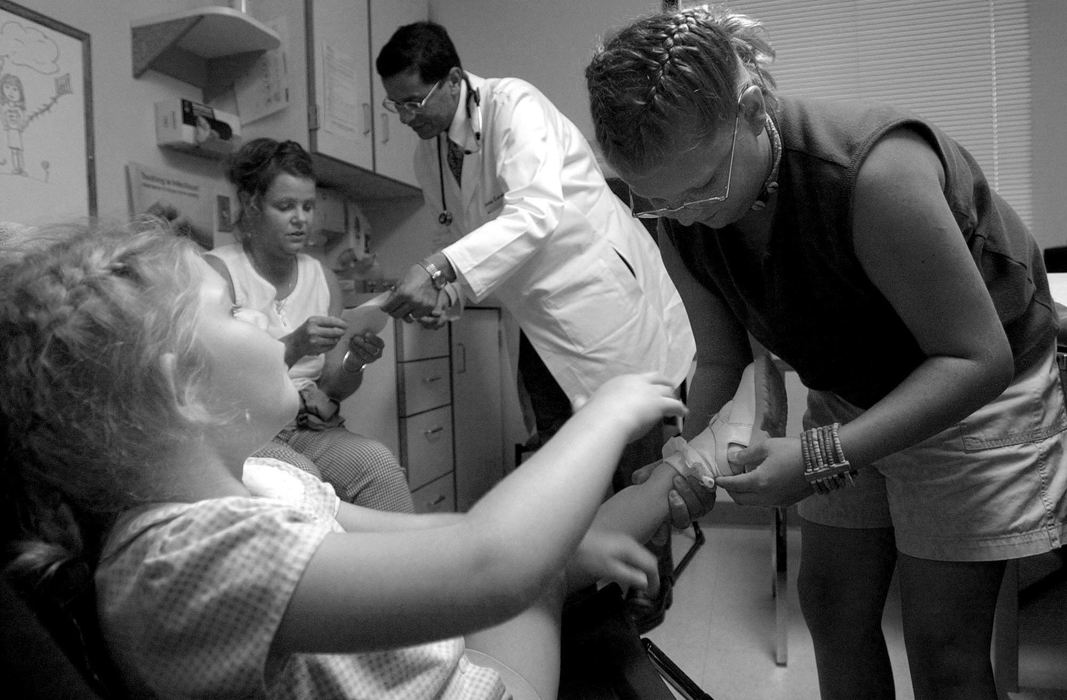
[368,0,426,186]
[131,6,281,102]
[241,0,428,200]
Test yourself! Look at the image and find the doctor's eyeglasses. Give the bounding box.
[382,79,443,115]
[629,110,740,219]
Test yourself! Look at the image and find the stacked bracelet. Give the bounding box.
[801,423,857,494]
[341,350,366,374]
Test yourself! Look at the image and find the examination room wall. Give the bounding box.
[432,0,1067,251]
[7,0,230,226]
[8,0,1065,249]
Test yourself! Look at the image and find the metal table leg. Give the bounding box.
[773,506,788,666]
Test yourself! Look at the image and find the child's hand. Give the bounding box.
[631,462,718,529]
[576,373,687,443]
[567,525,660,597]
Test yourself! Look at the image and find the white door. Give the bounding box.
[451,308,505,510]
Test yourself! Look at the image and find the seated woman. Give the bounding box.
[206,138,413,513]
[0,221,698,699]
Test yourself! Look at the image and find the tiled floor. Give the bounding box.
[644,513,1067,700]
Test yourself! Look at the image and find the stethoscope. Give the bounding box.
[437,74,482,227]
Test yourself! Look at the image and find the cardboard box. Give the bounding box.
[155,99,241,158]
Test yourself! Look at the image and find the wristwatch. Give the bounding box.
[421,260,449,291]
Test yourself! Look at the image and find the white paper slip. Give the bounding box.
[341,292,391,337]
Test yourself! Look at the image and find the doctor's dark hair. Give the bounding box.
[586,5,776,174]
[225,137,315,232]
[376,21,462,82]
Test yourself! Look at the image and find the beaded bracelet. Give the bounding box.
[341,350,366,374]
[801,423,857,494]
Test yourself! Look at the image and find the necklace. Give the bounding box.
[246,245,297,314]
[750,114,781,212]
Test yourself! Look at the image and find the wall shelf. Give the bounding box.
[131,6,280,101]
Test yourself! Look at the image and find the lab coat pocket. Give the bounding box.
[540,252,648,356]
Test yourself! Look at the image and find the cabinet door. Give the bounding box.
[452,308,505,510]
[308,0,374,169]
[369,0,428,186]
[241,0,311,145]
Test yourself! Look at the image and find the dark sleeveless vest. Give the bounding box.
[666,96,1054,409]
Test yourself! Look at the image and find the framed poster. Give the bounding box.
[0,1,95,224]
[126,162,216,250]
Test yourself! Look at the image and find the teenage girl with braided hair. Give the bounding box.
[0,221,689,698]
[586,6,1067,699]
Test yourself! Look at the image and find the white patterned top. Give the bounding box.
[96,458,506,699]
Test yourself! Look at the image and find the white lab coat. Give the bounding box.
[414,73,695,404]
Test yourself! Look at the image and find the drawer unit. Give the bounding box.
[401,405,453,490]
[411,473,455,513]
[396,320,450,361]
[398,356,451,416]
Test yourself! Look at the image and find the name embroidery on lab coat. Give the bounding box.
[484,192,505,208]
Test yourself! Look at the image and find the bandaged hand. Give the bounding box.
[663,362,758,481]
[631,463,717,529]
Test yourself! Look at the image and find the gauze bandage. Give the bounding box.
[663,362,757,485]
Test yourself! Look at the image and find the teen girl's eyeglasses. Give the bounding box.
[629,111,739,219]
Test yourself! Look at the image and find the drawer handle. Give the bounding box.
[427,494,446,506]
[423,426,445,439]
[422,375,444,384]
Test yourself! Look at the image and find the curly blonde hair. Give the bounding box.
[0,222,218,593]
[586,4,777,174]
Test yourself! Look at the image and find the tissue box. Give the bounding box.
[155,99,241,158]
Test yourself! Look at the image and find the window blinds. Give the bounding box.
[679,0,1032,224]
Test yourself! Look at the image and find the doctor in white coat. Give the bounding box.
[375,21,701,632]
[376,22,694,413]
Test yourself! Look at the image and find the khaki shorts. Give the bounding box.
[798,347,1067,561]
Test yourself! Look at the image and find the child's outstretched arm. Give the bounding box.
[272,373,685,656]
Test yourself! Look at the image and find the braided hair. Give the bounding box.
[0,222,214,597]
[586,4,776,174]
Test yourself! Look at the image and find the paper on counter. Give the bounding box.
[341,292,391,337]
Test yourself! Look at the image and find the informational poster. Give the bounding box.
[126,162,217,250]
[321,43,359,138]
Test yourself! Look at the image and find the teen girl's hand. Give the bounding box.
[575,373,687,443]
[631,463,718,529]
[286,315,347,360]
[714,436,811,506]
